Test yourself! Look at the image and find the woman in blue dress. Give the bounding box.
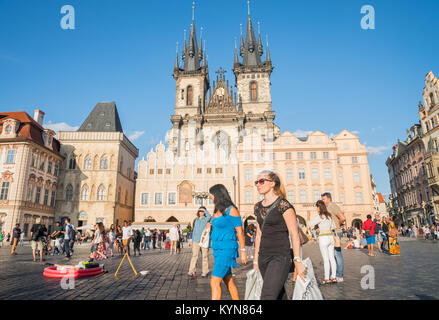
[208,184,247,300]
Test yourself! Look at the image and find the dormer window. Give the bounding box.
[5,125,12,134]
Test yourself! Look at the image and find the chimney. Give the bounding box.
[33,109,45,126]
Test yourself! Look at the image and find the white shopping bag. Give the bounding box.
[245,269,263,300]
[292,258,324,300]
[199,227,210,249]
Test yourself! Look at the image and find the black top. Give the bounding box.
[12,227,21,239]
[255,198,294,257]
[30,224,47,241]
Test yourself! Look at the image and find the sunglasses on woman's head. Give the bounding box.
[254,178,272,186]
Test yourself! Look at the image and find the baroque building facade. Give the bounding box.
[55,102,139,228]
[418,71,439,222]
[134,5,374,229]
[386,124,433,227]
[0,110,62,237]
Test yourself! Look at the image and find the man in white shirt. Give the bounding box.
[122,220,133,256]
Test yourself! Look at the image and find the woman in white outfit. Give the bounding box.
[309,200,337,284]
[169,225,179,255]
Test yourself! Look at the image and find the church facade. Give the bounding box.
[134,5,374,229]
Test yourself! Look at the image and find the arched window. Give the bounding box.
[119,157,123,172]
[65,184,73,201]
[100,155,108,170]
[117,187,121,202]
[431,93,436,106]
[84,155,92,170]
[125,191,128,204]
[81,185,89,201]
[187,86,193,106]
[68,155,76,170]
[97,185,106,201]
[250,82,257,101]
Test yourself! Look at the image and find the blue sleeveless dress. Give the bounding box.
[210,206,242,278]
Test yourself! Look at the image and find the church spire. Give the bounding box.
[174,42,179,70]
[182,1,202,71]
[240,0,262,67]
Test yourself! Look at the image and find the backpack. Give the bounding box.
[31,224,43,241]
[374,222,380,234]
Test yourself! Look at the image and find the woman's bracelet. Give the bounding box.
[253,261,258,265]
[240,248,246,252]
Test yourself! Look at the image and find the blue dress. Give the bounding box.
[210,206,242,278]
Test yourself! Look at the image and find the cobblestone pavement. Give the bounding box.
[0,237,438,300]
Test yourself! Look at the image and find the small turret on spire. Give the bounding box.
[234,38,239,64]
[266,35,271,62]
[174,42,179,70]
[257,21,263,56]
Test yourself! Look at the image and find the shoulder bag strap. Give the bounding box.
[260,198,282,232]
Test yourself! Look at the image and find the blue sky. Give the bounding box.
[1,0,439,196]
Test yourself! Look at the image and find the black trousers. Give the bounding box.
[259,254,291,300]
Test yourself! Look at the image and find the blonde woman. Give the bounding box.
[169,225,179,255]
[253,170,306,300]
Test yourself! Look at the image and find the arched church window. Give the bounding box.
[81,185,89,201]
[69,155,76,170]
[250,82,257,101]
[431,93,436,107]
[100,155,108,170]
[65,184,73,201]
[84,155,92,170]
[97,185,106,201]
[187,86,193,106]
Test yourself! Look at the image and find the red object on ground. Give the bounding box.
[43,266,103,279]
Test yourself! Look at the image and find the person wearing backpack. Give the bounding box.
[30,218,47,262]
[362,215,376,257]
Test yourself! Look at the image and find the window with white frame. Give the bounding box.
[286,168,293,180]
[324,167,331,179]
[323,152,329,159]
[168,192,176,205]
[141,193,149,205]
[311,168,318,180]
[352,156,358,164]
[353,172,360,182]
[341,192,345,204]
[299,190,307,203]
[245,153,251,161]
[297,152,304,160]
[298,168,305,180]
[154,193,163,205]
[245,191,253,204]
[26,185,34,202]
[310,152,317,160]
[313,190,320,202]
[355,192,363,204]
[285,152,292,160]
[6,150,15,164]
[0,182,10,200]
[245,169,252,181]
[287,190,295,203]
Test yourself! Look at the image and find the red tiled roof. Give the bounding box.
[0,111,61,155]
[377,193,385,203]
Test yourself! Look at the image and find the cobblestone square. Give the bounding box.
[0,237,438,300]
